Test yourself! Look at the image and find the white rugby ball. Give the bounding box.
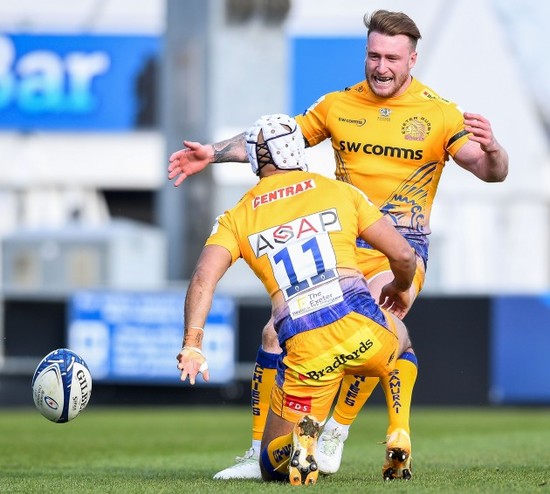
[31,348,93,423]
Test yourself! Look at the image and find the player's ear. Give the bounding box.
[409,50,417,70]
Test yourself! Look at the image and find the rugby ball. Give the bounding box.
[31,348,92,423]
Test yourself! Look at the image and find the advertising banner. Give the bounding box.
[68,290,236,384]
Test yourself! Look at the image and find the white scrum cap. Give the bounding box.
[245,113,307,175]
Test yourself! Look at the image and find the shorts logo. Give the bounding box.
[284,394,312,414]
[305,339,374,380]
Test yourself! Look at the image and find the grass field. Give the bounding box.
[1,405,549,493]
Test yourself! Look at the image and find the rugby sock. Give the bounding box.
[331,374,380,425]
[380,351,418,435]
[260,432,292,481]
[251,346,279,443]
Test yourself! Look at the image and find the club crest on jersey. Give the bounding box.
[248,209,342,258]
[401,116,431,141]
[252,179,316,209]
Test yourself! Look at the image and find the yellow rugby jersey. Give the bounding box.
[206,170,382,298]
[295,78,469,238]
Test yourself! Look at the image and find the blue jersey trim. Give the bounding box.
[356,228,429,268]
[274,277,387,345]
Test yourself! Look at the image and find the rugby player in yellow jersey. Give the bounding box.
[168,10,508,480]
[177,114,416,485]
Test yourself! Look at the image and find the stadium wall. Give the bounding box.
[2,294,548,408]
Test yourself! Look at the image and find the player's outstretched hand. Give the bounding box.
[176,347,209,385]
[168,140,213,187]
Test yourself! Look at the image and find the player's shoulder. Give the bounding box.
[410,78,461,109]
[319,81,366,103]
[313,172,370,198]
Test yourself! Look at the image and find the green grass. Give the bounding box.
[1,405,549,493]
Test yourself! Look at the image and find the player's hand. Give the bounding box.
[463,112,499,153]
[378,281,411,320]
[168,140,213,187]
[176,347,209,385]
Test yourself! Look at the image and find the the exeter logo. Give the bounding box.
[401,116,431,141]
[306,339,374,380]
[248,209,341,258]
[252,179,315,209]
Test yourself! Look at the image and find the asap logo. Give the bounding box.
[248,209,341,258]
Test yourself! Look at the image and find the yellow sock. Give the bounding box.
[380,352,418,435]
[261,432,293,481]
[251,346,279,442]
[332,375,379,425]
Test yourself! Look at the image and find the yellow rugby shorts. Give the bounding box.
[270,310,399,423]
[357,246,426,295]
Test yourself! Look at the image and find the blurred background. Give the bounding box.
[0,0,548,407]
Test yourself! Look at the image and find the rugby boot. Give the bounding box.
[213,447,261,480]
[382,428,412,481]
[316,425,347,474]
[288,415,321,485]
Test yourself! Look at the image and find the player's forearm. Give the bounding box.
[211,132,248,163]
[388,249,416,292]
[183,278,214,347]
[479,143,509,182]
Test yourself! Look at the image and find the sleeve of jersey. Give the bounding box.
[352,186,384,234]
[295,92,335,146]
[204,212,241,264]
[445,103,471,157]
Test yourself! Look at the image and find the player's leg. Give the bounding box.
[213,318,281,480]
[260,410,321,485]
[317,254,423,475]
[260,319,349,484]
[380,312,416,480]
[315,375,379,474]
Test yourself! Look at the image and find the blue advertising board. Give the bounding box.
[67,290,236,384]
[490,294,550,403]
[0,34,160,130]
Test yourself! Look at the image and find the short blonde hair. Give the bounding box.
[364,10,422,49]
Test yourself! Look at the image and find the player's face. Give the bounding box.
[365,32,417,98]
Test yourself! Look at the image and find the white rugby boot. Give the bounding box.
[213,447,261,480]
[316,425,348,474]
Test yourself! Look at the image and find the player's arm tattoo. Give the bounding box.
[212,132,248,163]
